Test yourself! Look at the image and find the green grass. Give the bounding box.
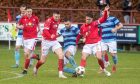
[0,46,140,84]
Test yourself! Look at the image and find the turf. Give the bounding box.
[0,46,140,84]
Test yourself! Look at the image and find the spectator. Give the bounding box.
[122,0,132,24]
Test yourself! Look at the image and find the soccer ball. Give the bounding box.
[75,66,85,75]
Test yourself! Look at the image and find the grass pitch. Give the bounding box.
[0,46,140,84]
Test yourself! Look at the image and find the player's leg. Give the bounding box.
[33,55,47,75]
[11,37,22,68]
[63,54,76,74]
[29,51,40,67]
[104,52,110,67]
[53,42,67,78]
[22,48,32,74]
[65,46,77,68]
[95,42,111,76]
[80,45,91,67]
[22,39,37,74]
[101,42,110,68]
[33,40,50,75]
[108,41,118,73]
[63,46,77,77]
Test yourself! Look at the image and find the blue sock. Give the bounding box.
[63,66,76,74]
[15,50,20,65]
[112,55,118,64]
[68,56,77,68]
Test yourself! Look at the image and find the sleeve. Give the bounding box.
[18,17,23,25]
[36,16,39,26]
[95,10,107,26]
[15,16,19,23]
[58,29,63,35]
[75,27,80,35]
[76,26,83,45]
[44,19,51,30]
[114,17,120,25]
[43,19,52,38]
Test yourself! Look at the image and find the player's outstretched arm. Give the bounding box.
[98,5,110,24]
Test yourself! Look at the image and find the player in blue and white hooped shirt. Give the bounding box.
[59,19,80,77]
[100,10,123,72]
[11,5,26,68]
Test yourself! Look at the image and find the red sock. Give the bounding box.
[105,53,109,62]
[98,59,105,69]
[36,60,43,69]
[80,59,86,67]
[24,59,30,69]
[58,59,64,71]
[31,54,37,59]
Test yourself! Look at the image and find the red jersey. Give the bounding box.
[18,15,39,39]
[76,10,107,44]
[42,17,60,40]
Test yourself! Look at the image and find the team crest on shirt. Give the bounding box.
[28,22,34,27]
[53,24,58,28]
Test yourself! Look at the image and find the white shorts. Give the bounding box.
[82,41,102,55]
[16,37,23,46]
[101,41,117,53]
[23,39,37,52]
[41,39,62,56]
[64,45,77,65]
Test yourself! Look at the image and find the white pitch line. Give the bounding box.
[0,71,24,81]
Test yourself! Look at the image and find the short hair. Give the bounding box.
[25,6,32,10]
[53,10,60,14]
[63,18,71,22]
[20,4,26,8]
[86,12,93,18]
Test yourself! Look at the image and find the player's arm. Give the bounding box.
[16,23,24,29]
[16,17,24,29]
[57,29,63,37]
[36,17,40,33]
[43,19,56,39]
[97,6,109,25]
[112,23,123,33]
[76,27,83,45]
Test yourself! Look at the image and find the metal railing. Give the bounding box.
[0,6,140,24]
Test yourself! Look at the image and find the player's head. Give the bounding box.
[20,4,26,11]
[85,12,93,24]
[20,4,26,16]
[26,6,32,17]
[101,9,110,17]
[64,18,71,29]
[53,11,60,21]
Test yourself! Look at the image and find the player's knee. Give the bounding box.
[65,51,71,58]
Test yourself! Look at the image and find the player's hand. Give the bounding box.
[104,5,110,11]
[51,34,56,39]
[83,38,86,43]
[111,28,117,33]
[20,25,24,29]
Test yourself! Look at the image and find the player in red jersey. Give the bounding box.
[33,11,67,78]
[76,6,111,77]
[17,6,40,74]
